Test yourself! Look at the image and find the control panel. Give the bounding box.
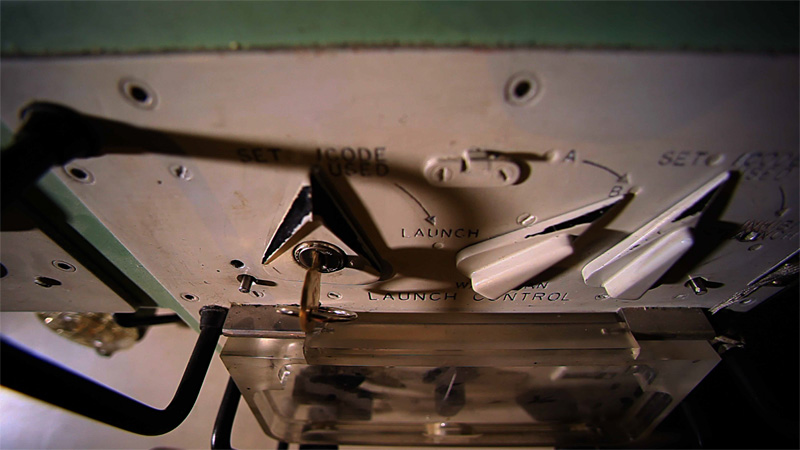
[1,50,797,321]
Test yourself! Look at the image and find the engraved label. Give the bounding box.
[402,228,480,239]
[316,146,389,177]
[658,150,710,167]
[521,281,549,289]
[733,152,799,181]
[734,219,798,241]
[368,291,458,301]
[471,288,568,302]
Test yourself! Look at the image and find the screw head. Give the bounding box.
[517,213,537,227]
[434,166,452,182]
[706,154,725,166]
[738,231,760,242]
[169,164,193,181]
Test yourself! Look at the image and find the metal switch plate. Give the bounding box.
[0,49,797,321]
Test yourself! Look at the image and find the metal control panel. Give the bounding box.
[1,50,798,321]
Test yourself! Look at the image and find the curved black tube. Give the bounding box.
[211,377,241,449]
[113,312,183,328]
[0,305,228,436]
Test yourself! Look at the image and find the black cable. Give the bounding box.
[0,305,228,436]
[113,312,183,327]
[211,377,241,450]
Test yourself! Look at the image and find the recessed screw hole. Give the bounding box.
[505,73,539,106]
[513,80,531,98]
[70,168,88,180]
[180,293,198,302]
[52,261,76,272]
[230,259,245,269]
[128,85,149,103]
[34,276,61,288]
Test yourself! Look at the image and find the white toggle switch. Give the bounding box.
[456,196,623,299]
[582,172,730,300]
[600,226,694,299]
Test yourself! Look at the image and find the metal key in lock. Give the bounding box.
[278,241,358,333]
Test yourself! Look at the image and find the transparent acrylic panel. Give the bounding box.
[221,310,719,446]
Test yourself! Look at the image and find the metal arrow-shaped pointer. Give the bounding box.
[394,183,436,225]
[262,167,390,276]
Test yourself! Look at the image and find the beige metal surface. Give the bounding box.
[0,226,134,312]
[1,50,797,321]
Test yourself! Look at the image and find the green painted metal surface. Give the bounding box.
[28,173,200,331]
[2,1,797,55]
[4,119,196,327]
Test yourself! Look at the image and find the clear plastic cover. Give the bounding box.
[221,309,719,446]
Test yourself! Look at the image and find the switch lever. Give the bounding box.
[456,196,625,299]
[582,172,731,300]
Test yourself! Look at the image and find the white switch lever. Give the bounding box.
[582,172,730,300]
[456,196,624,299]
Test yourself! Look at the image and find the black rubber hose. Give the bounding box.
[113,312,183,328]
[0,305,228,436]
[211,377,241,449]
